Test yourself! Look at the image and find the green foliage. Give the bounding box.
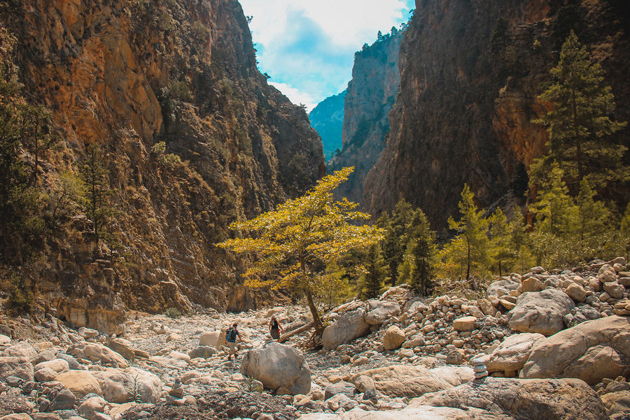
[46,171,86,230]
[488,208,520,277]
[378,200,414,286]
[360,244,388,299]
[0,29,55,264]
[151,141,182,169]
[535,31,627,190]
[168,81,193,103]
[576,178,612,249]
[5,270,33,314]
[398,209,435,296]
[80,144,113,246]
[164,307,182,319]
[529,164,578,238]
[191,21,210,44]
[620,204,630,260]
[527,164,622,267]
[217,167,384,330]
[442,185,491,284]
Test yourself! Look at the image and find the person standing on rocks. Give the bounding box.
[269,316,283,340]
[226,323,241,360]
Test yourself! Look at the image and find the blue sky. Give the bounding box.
[240,0,415,110]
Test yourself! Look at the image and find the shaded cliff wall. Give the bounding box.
[0,0,324,326]
[329,31,402,203]
[364,0,630,230]
[309,90,346,161]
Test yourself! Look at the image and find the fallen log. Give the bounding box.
[279,321,315,342]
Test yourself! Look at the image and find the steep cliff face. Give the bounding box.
[365,0,630,230]
[329,31,402,203]
[0,0,324,329]
[309,91,346,161]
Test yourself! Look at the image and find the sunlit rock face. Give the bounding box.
[364,0,630,230]
[329,30,403,204]
[0,0,324,322]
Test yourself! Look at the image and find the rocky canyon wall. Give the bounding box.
[364,0,630,230]
[329,30,402,203]
[0,0,324,329]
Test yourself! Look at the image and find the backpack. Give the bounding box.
[226,327,237,343]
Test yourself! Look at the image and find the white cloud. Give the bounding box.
[269,82,317,111]
[240,0,413,106]
[241,0,409,48]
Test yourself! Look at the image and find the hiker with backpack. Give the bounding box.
[225,323,241,360]
[269,316,283,340]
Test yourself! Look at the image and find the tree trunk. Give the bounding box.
[305,288,323,333]
[279,321,315,343]
[571,88,583,181]
[466,237,471,280]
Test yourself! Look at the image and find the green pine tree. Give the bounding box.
[529,163,578,237]
[488,208,519,277]
[0,29,53,264]
[576,178,612,250]
[527,164,580,267]
[378,199,414,286]
[619,204,630,261]
[80,144,113,246]
[361,244,388,299]
[398,209,435,296]
[535,31,627,190]
[443,184,491,286]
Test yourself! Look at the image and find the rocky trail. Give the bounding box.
[1,257,630,419]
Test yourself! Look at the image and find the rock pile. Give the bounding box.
[0,256,628,419]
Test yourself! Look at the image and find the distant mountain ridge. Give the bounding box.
[309,91,346,161]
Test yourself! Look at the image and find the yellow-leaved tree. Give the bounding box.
[217,167,384,333]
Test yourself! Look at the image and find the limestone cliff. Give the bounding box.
[364,0,630,230]
[0,0,324,329]
[329,30,402,203]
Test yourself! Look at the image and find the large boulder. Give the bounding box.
[68,343,129,368]
[91,367,163,403]
[602,391,630,419]
[107,338,136,361]
[349,365,472,398]
[364,300,401,325]
[56,370,102,398]
[452,316,477,332]
[487,278,519,297]
[521,316,630,385]
[34,359,70,374]
[483,333,546,376]
[508,289,574,335]
[565,283,587,302]
[324,381,356,400]
[78,395,108,420]
[2,342,38,361]
[382,326,405,350]
[240,342,311,395]
[322,309,370,350]
[188,346,217,359]
[412,377,607,420]
[520,276,544,293]
[0,357,34,381]
[199,331,226,348]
